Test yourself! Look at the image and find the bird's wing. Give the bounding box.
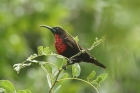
[63,36,83,51]
[64,36,94,56]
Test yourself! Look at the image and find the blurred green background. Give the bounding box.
[0,0,140,93]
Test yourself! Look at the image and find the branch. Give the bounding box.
[58,78,99,93]
[49,68,63,93]
[69,36,106,60]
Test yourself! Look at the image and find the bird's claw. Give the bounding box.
[62,60,74,70]
[62,64,67,70]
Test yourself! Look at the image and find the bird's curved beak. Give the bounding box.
[39,25,55,33]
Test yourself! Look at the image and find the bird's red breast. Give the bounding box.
[54,34,67,54]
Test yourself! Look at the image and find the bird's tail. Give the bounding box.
[90,58,106,69]
[77,51,106,69]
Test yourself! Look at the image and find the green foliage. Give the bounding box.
[17,90,31,93]
[92,73,108,88]
[0,80,15,93]
[53,85,61,93]
[95,73,108,84]
[38,46,52,55]
[60,73,68,79]
[1,0,140,93]
[87,70,96,82]
[43,64,52,75]
[72,63,81,78]
[0,80,31,93]
[88,36,106,51]
[12,36,107,93]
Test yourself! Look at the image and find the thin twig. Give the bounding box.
[49,67,64,93]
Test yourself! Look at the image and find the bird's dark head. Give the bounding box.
[40,25,66,35]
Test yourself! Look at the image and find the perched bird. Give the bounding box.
[40,25,106,69]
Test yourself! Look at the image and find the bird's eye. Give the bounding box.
[52,27,60,33]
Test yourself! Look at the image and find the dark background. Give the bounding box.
[0,0,140,93]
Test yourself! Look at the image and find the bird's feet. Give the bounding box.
[62,59,75,70]
[62,64,68,70]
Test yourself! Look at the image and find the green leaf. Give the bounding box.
[38,46,43,55]
[38,46,52,55]
[87,70,96,82]
[91,80,98,85]
[56,55,65,59]
[59,58,67,69]
[53,85,61,93]
[73,36,79,43]
[0,80,15,93]
[46,74,52,88]
[89,36,106,51]
[43,64,52,74]
[72,63,81,77]
[91,80,100,88]
[96,73,108,83]
[43,47,52,55]
[17,89,31,93]
[60,73,68,79]
[91,73,107,88]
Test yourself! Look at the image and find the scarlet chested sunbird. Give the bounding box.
[40,25,106,69]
